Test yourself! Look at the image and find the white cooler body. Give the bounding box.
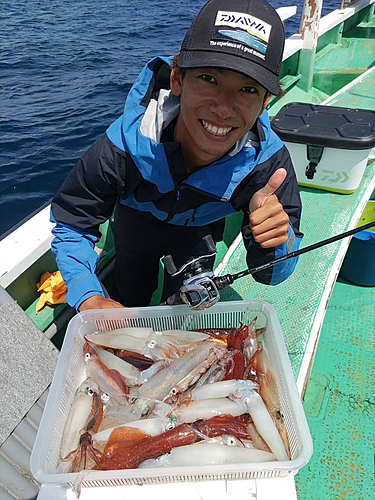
[285,141,371,194]
[271,103,375,194]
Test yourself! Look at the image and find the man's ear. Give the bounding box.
[260,93,271,114]
[170,66,183,97]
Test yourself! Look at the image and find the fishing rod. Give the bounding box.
[162,220,375,310]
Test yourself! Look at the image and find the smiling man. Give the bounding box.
[172,67,270,171]
[51,0,303,312]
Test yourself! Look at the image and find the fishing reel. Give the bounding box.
[161,219,375,311]
[162,235,232,310]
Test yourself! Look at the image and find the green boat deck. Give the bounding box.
[296,276,375,499]
[323,65,375,110]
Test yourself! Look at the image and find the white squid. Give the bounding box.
[189,379,259,401]
[171,397,248,424]
[85,328,209,361]
[233,389,289,461]
[138,340,227,407]
[92,416,175,445]
[92,343,141,386]
[146,443,275,467]
[59,378,103,462]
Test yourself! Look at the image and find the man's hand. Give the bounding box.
[249,168,290,248]
[79,295,125,312]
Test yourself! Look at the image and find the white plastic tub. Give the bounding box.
[30,300,313,489]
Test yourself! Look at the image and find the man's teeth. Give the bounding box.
[201,120,233,136]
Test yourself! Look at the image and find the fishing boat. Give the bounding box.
[0,0,374,498]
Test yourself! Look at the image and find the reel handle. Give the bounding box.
[162,234,217,277]
[162,255,178,276]
[202,234,217,253]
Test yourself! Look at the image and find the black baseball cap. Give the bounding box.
[178,0,285,95]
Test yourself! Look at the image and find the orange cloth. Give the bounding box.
[36,271,67,314]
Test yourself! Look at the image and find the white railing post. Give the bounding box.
[298,0,324,92]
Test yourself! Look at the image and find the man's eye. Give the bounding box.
[200,74,216,83]
[242,86,258,93]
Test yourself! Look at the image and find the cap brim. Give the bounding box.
[178,50,279,95]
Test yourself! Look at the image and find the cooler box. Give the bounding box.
[271,103,375,194]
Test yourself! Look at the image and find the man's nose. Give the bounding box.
[210,90,237,119]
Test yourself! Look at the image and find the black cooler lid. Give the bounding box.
[271,103,375,150]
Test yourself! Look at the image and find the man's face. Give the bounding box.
[171,66,270,170]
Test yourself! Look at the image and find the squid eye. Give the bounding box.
[141,407,151,419]
[228,437,236,446]
[101,393,110,403]
[170,387,178,396]
[84,353,91,362]
[165,420,176,431]
[86,387,94,396]
[148,340,157,348]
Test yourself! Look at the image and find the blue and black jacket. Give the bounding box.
[51,56,303,310]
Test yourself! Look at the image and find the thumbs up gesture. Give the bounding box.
[249,168,290,248]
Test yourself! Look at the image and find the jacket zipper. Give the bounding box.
[164,185,181,223]
[164,183,229,224]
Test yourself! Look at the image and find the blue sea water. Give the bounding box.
[0,0,341,237]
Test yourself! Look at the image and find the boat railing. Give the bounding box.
[284,0,375,61]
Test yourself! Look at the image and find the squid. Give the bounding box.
[193,414,251,442]
[249,346,290,456]
[232,389,289,462]
[223,323,252,380]
[92,344,141,386]
[97,414,258,470]
[137,340,227,416]
[100,340,227,423]
[98,423,199,470]
[243,317,266,364]
[192,358,228,388]
[85,328,209,362]
[92,416,176,445]
[59,319,292,473]
[159,443,276,467]
[170,397,248,424]
[84,343,130,406]
[59,378,104,472]
[188,379,259,402]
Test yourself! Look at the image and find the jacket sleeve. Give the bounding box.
[241,145,303,285]
[50,133,126,310]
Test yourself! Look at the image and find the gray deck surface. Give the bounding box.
[0,301,58,446]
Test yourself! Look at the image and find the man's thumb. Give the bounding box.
[249,168,287,212]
